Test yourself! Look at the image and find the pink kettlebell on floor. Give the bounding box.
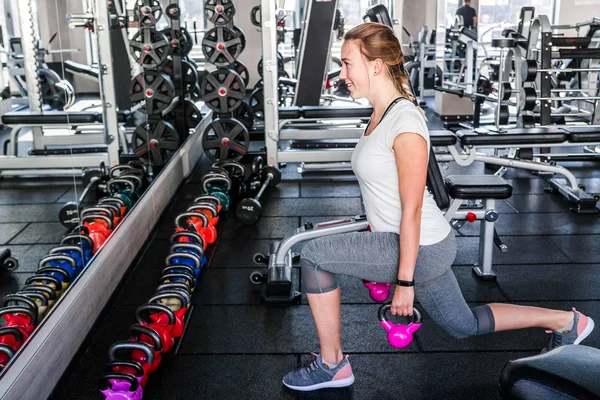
[378,304,423,349]
[363,281,393,302]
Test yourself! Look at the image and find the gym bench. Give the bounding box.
[434,127,600,213]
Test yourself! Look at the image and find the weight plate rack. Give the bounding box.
[200,0,252,162]
[128,0,202,168]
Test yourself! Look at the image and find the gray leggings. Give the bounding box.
[300,231,495,338]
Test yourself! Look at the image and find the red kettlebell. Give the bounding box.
[187,203,219,226]
[175,212,216,245]
[194,195,223,214]
[127,324,163,372]
[82,207,117,228]
[171,231,205,249]
[105,360,144,385]
[135,304,176,354]
[0,306,38,338]
[378,304,423,349]
[95,203,122,226]
[99,197,129,219]
[81,214,113,252]
[0,327,24,352]
[108,341,154,388]
[148,290,191,339]
[363,281,393,302]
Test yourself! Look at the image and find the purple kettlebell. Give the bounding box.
[99,372,142,400]
[363,281,392,302]
[378,304,423,349]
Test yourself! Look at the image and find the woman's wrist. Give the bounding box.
[396,279,415,287]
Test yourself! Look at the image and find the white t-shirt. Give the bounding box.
[351,99,451,245]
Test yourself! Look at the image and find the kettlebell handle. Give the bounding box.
[378,304,423,325]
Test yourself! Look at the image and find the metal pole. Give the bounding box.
[17,0,43,148]
[261,0,279,167]
[93,0,121,167]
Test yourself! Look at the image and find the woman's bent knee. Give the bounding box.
[300,257,339,294]
[439,305,496,339]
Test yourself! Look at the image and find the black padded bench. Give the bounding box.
[499,345,600,400]
[64,60,99,80]
[456,127,568,146]
[2,111,130,125]
[2,112,101,125]
[430,130,457,146]
[278,106,373,119]
[446,175,513,200]
[562,126,600,143]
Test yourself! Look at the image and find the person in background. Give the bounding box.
[456,0,477,30]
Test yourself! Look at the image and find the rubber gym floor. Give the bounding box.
[9,110,599,399]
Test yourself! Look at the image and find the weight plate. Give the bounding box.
[201,118,249,161]
[190,84,201,101]
[132,120,180,167]
[232,26,246,52]
[232,101,254,131]
[182,100,202,131]
[204,0,236,26]
[521,59,538,83]
[39,69,68,110]
[257,56,285,78]
[231,60,249,86]
[202,26,242,67]
[501,82,512,101]
[249,87,264,120]
[130,28,171,69]
[263,166,281,187]
[519,114,535,128]
[135,0,163,26]
[200,68,245,113]
[162,28,193,57]
[518,87,537,112]
[165,4,180,19]
[498,105,510,126]
[165,100,202,132]
[130,72,176,115]
[162,59,198,93]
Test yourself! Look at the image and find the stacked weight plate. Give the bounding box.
[128,0,202,168]
[200,0,254,162]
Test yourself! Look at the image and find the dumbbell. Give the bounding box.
[0,249,18,271]
[236,165,281,225]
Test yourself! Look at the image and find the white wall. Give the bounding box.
[555,0,600,32]
[402,0,437,41]
[232,0,262,89]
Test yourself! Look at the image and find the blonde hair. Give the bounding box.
[344,22,417,105]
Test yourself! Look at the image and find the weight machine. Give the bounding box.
[0,0,121,176]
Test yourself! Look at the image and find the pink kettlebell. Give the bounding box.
[378,304,423,349]
[363,281,393,302]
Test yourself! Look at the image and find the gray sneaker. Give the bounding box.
[282,353,355,391]
[541,309,595,354]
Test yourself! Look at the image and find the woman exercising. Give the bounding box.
[282,22,595,392]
